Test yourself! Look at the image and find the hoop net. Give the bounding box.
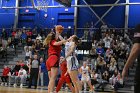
[36,0,50,12]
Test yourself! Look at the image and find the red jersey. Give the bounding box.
[60,61,67,76]
[2,67,10,76]
[48,40,61,57]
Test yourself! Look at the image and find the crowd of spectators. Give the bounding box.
[0,25,133,91]
[80,24,132,91]
[0,28,48,88]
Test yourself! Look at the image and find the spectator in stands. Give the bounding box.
[14,61,21,73]
[19,60,29,73]
[92,70,103,88]
[20,30,27,46]
[96,56,106,74]
[39,43,46,58]
[8,65,16,86]
[36,34,42,41]
[25,46,32,61]
[105,47,113,58]
[113,73,123,91]
[96,70,110,90]
[100,23,108,33]
[26,30,32,38]
[31,43,36,55]
[25,37,33,50]
[109,69,119,88]
[109,62,117,76]
[35,39,41,54]
[1,65,10,86]
[13,67,27,88]
[28,54,40,89]
[0,38,7,58]
[32,29,37,39]
[38,57,47,86]
[90,47,97,59]
[103,33,112,50]
[1,28,8,39]
[96,44,105,57]
[14,31,20,46]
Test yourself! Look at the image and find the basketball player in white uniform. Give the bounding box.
[64,35,82,93]
[80,62,94,92]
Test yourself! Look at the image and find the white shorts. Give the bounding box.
[81,76,90,82]
[66,56,79,72]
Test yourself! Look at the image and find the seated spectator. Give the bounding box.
[1,65,10,86]
[90,47,97,59]
[14,61,21,73]
[113,73,123,91]
[109,62,117,76]
[24,37,33,50]
[8,65,16,86]
[19,60,29,72]
[13,67,27,88]
[91,70,99,85]
[25,46,32,61]
[96,57,106,74]
[36,34,42,41]
[35,39,41,54]
[96,71,110,90]
[96,44,105,57]
[20,30,27,46]
[39,43,45,58]
[105,47,113,58]
[109,69,120,88]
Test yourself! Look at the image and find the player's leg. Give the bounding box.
[65,75,75,93]
[55,76,65,93]
[69,70,82,93]
[48,67,58,93]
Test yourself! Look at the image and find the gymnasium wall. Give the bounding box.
[78,0,125,28]
[0,0,140,30]
[129,0,140,28]
[18,0,75,30]
[0,0,15,28]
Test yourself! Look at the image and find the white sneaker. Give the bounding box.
[13,84,17,87]
[20,84,23,88]
[5,83,7,86]
[1,83,4,86]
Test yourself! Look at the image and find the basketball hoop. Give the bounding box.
[36,0,50,12]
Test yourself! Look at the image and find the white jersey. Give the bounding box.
[81,66,89,77]
[65,41,79,72]
[81,66,90,81]
[65,41,76,57]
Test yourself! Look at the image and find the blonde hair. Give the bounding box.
[43,33,55,46]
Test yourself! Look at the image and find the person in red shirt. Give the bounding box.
[55,56,74,93]
[43,25,72,93]
[1,65,10,86]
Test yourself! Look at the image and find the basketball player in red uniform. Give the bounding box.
[55,56,75,93]
[43,25,72,93]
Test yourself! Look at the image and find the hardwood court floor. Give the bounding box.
[0,86,115,93]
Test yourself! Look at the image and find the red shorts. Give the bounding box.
[61,74,71,84]
[46,55,59,71]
